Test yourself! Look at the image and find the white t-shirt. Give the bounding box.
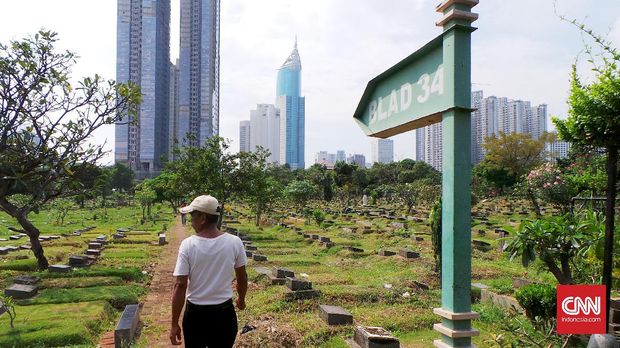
[173,233,247,305]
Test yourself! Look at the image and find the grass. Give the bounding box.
[19,285,146,310]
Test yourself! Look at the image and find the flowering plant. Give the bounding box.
[526,163,579,213]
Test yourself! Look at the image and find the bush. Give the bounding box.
[515,283,556,321]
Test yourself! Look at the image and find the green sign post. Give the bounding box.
[353,1,479,347]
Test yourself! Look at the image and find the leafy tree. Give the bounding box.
[50,198,74,226]
[0,31,140,268]
[237,148,282,226]
[430,199,442,274]
[312,209,325,227]
[472,160,518,196]
[506,213,602,284]
[284,180,317,212]
[135,183,157,221]
[482,132,551,180]
[552,21,620,321]
[147,171,184,213]
[109,163,135,193]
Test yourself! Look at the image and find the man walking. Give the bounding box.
[170,195,248,347]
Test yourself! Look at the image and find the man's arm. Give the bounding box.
[170,275,188,345]
[234,266,247,310]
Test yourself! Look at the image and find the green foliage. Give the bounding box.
[0,30,141,268]
[284,180,318,212]
[312,209,325,227]
[526,163,580,213]
[506,213,603,284]
[20,285,146,310]
[0,295,17,329]
[515,284,557,321]
[36,267,146,282]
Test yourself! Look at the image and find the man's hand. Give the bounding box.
[236,297,246,310]
[170,323,182,345]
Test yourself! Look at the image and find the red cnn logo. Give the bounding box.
[557,285,606,334]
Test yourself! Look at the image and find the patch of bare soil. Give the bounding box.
[234,315,302,348]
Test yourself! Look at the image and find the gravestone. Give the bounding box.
[88,242,103,249]
[86,249,101,256]
[273,267,295,279]
[391,222,407,229]
[114,304,140,348]
[310,234,319,240]
[14,275,40,285]
[319,236,331,243]
[252,254,267,262]
[472,240,491,252]
[322,242,335,248]
[413,281,430,291]
[69,255,91,267]
[353,326,400,348]
[347,246,364,253]
[49,264,72,273]
[0,247,9,255]
[399,249,419,259]
[158,233,166,245]
[414,237,424,242]
[319,305,353,325]
[378,250,396,257]
[284,289,320,301]
[246,245,257,251]
[245,251,253,258]
[19,245,31,250]
[9,235,22,240]
[5,246,18,252]
[4,284,38,299]
[286,277,312,291]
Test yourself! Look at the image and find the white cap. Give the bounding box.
[179,195,220,215]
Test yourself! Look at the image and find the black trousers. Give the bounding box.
[182,299,238,348]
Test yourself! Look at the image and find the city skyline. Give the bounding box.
[1,1,619,167]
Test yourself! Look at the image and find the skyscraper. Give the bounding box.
[371,139,394,164]
[415,91,549,170]
[277,40,305,169]
[249,104,280,163]
[168,60,179,160]
[239,120,250,153]
[115,0,171,174]
[177,0,220,148]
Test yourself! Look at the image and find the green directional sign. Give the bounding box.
[353,34,446,138]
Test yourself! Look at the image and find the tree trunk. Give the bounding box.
[16,214,49,269]
[543,256,573,284]
[255,201,262,227]
[526,187,542,218]
[603,146,617,333]
[217,201,226,229]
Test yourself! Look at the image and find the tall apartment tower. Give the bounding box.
[371,139,394,164]
[415,91,550,170]
[115,0,171,174]
[168,60,180,160]
[250,104,280,163]
[239,120,250,153]
[177,0,220,148]
[277,40,305,169]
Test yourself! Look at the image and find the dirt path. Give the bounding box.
[99,216,188,348]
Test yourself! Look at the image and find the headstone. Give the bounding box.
[310,234,319,240]
[472,240,491,251]
[319,236,331,243]
[5,246,18,252]
[246,245,257,251]
[284,289,320,301]
[391,222,407,229]
[14,275,40,285]
[378,250,396,257]
[252,254,267,262]
[353,326,400,348]
[245,251,253,258]
[49,264,72,273]
[412,281,430,291]
[286,277,312,291]
[399,249,419,259]
[9,235,22,240]
[318,305,353,325]
[86,249,101,256]
[273,267,295,279]
[158,233,166,245]
[347,246,364,253]
[322,242,335,248]
[88,242,103,249]
[414,236,424,242]
[19,244,31,250]
[0,247,9,255]
[115,304,140,348]
[4,284,38,299]
[69,255,90,267]
[362,194,368,206]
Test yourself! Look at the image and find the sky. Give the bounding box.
[1,0,619,166]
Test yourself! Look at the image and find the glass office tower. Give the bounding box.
[277,40,305,169]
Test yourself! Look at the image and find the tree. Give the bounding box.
[284,180,317,212]
[109,163,135,193]
[50,198,74,226]
[135,183,157,221]
[169,136,243,227]
[552,20,620,324]
[506,213,602,284]
[0,31,140,268]
[237,148,282,226]
[148,171,184,214]
[482,132,551,180]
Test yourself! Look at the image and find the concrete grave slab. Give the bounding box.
[286,277,312,291]
[14,275,40,285]
[284,289,320,301]
[4,284,38,299]
[49,264,72,273]
[398,249,419,259]
[378,250,396,256]
[353,326,400,348]
[319,305,353,325]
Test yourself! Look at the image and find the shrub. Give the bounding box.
[515,283,556,321]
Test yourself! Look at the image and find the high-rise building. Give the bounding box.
[277,40,305,169]
[371,139,394,164]
[239,120,250,153]
[177,0,220,148]
[250,104,280,163]
[336,150,346,163]
[547,137,571,163]
[115,0,171,175]
[416,91,550,170]
[348,154,366,168]
[168,60,179,161]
